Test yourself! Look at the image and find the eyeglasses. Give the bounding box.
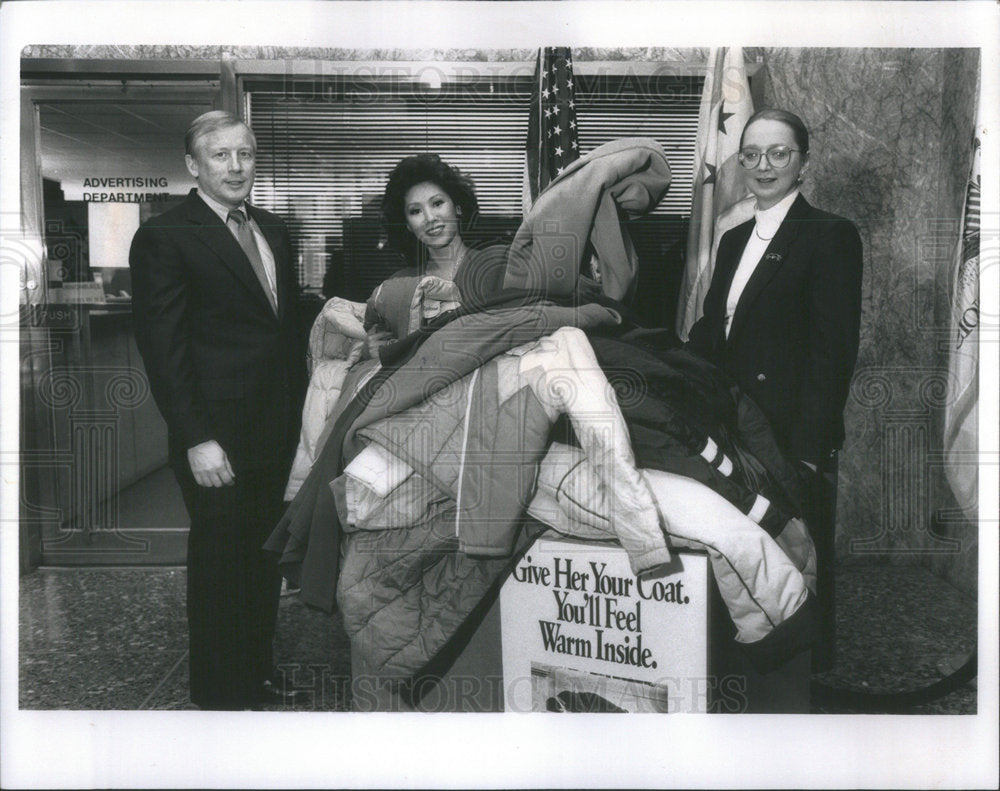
[737,146,803,169]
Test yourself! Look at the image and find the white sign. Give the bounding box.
[500,538,710,713]
[88,202,140,269]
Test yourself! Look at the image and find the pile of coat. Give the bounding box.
[266,138,819,686]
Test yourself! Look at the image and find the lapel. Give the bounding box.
[180,190,278,320]
[710,220,753,347]
[728,193,810,344]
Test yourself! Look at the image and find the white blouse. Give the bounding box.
[724,189,800,338]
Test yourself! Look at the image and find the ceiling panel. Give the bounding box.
[38,99,215,187]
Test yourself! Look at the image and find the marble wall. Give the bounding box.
[759,48,980,593]
[21,44,709,64]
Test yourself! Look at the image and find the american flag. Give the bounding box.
[524,47,580,213]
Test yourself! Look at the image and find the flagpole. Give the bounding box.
[523,49,541,215]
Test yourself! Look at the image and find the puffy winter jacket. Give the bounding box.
[283,297,368,500]
[529,442,817,665]
[504,137,673,304]
[349,326,668,572]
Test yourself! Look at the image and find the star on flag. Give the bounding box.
[525,47,581,205]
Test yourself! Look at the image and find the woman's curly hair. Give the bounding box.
[380,154,479,266]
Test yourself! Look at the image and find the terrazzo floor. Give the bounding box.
[18,561,977,713]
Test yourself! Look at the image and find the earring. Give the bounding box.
[456,207,463,216]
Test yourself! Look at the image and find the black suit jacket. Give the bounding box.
[129,190,307,473]
[687,194,863,465]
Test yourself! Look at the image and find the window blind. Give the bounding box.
[247,72,702,299]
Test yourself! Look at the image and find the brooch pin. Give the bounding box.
[764,253,783,263]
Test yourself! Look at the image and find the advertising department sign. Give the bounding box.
[500,539,710,713]
[61,176,191,203]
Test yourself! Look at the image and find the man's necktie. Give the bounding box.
[227,209,277,313]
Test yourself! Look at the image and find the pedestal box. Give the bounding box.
[500,539,710,713]
[350,537,809,712]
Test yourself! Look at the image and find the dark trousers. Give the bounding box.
[802,454,839,672]
[175,461,285,709]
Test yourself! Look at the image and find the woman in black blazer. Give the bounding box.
[687,109,864,670]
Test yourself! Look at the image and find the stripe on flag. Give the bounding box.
[944,105,981,520]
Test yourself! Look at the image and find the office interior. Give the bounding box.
[16,47,978,713]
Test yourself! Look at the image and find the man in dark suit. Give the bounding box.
[130,110,307,709]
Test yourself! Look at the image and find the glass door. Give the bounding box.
[20,83,218,566]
